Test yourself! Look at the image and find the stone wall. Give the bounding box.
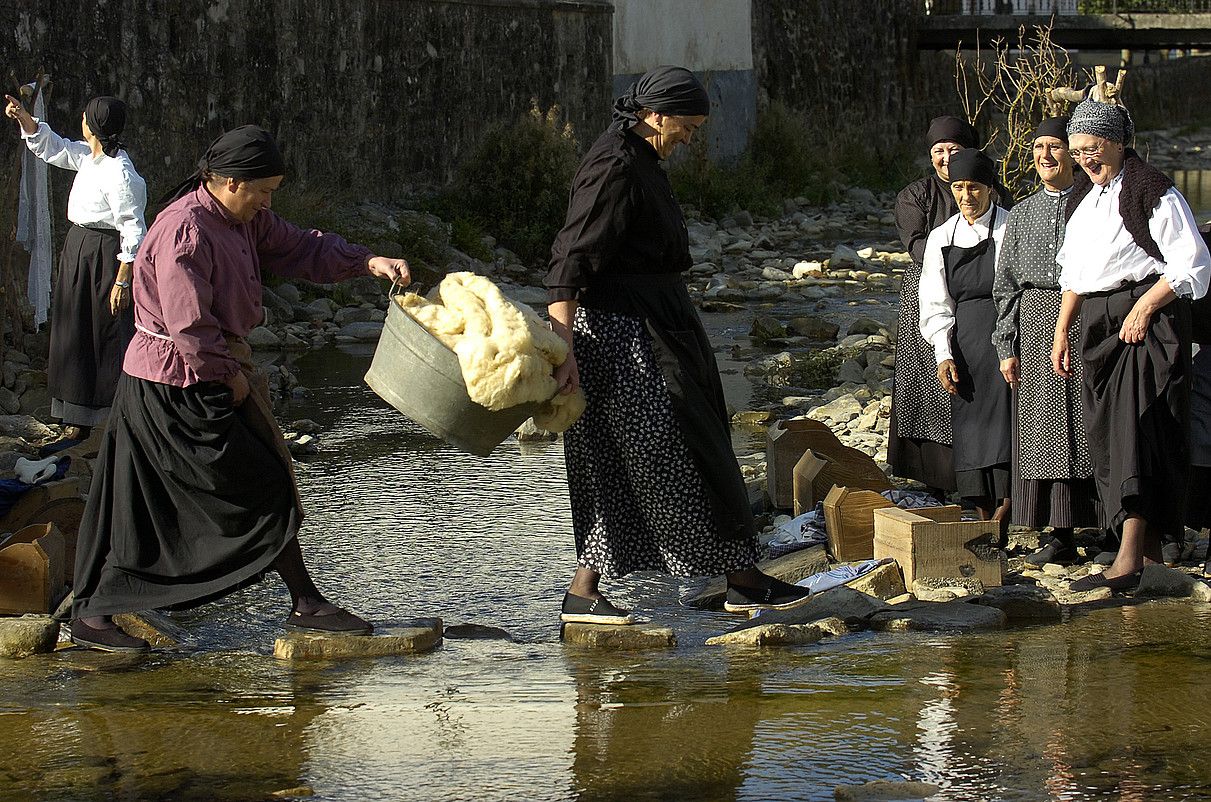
[0,0,614,200]
[1123,56,1211,131]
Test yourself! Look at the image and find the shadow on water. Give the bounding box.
[3,343,1211,800]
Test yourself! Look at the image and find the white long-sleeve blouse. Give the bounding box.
[21,119,147,263]
[918,203,1009,364]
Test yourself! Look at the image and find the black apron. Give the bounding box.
[942,211,1012,473]
[580,273,756,542]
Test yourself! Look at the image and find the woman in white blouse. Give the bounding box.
[919,148,1013,535]
[4,94,146,445]
[1051,98,1210,593]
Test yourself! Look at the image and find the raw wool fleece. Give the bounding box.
[396,272,586,432]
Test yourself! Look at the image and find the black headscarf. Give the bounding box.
[926,115,979,149]
[1031,116,1069,143]
[161,124,287,204]
[611,65,710,131]
[84,96,127,158]
[947,148,996,187]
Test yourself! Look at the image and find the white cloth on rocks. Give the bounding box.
[918,204,1008,363]
[16,87,52,327]
[1057,173,1210,298]
[396,272,585,432]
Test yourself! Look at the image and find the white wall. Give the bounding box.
[612,0,753,74]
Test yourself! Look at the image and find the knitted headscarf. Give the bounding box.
[1068,99,1134,145]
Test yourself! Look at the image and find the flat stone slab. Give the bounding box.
[734,587,889,634]
[707,616,848,647]
[443,623,514,641]
[972,585,1062,623]
[273,618,442,660]
[868,600,1006,633]
[834,779,942,800]
[846,560,907,601]
[113,611,189,649]
[685,545,829,609]
[0,615,60,658]
[562,623,676,649]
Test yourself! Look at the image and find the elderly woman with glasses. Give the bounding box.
[1052,98,1211,592]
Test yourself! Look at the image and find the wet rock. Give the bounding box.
[561,623,676,649]
[732,409,777,425]
[733,588,889,633]
[287,434,318,455]
[847,560,907,601]
[972,585,1062,623]
[706,619,845,647]
[246,326,282,349]
[686,545,829,609]
[334,306,386,326]
[0,615,59,658]
[444,623,514,641]
[750,315,787,344]
[113,611,188,649]
[786,315,840,341]
[273,618,443,660]
[868,600,1006,632]
[337,322,385,342]
[0,414,55,442]
[834,780,941,801]
[274,283,302,303]
[270,786,314,799]
[289,419,322,434]
[1135,564,1201,599]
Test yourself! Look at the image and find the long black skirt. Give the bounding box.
[71,374,299,618]
[49,224,133,424]
[1080,279,1191,537]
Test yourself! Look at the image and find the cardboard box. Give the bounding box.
[873,507,1003,587]
[767,419,891,510]
[0,478,84,582]
[823,486,896,562]
[0,522,66,614]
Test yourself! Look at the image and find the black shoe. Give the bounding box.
[70,619,150,653]
[723,579,812,613]
[1067,569,1143,594]
[560,593,634,625]
[284,607,373,635]
[1024,537,1078,569]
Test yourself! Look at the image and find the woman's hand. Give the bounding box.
[999,356,1019,390]
[1051,329,1071,378]
[553,353,579,395]
[936,359,959,395]
[1119,296,1156,344]
[367,256,410,286]
[3,95,36,135]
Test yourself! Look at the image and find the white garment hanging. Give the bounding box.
[15,85,52,328]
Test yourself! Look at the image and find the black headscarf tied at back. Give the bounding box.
[84,96,127,158]
[1031,116,1070,143]
[160,124,287,205]
[610,65,711,132]
[926,115,979,149]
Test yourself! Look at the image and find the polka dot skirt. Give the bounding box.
[563,307,759,578]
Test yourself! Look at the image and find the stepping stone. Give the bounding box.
[561,623,676,649]
[114,611,189,648]
[1135,563,1202,599]
[834,779,941,800]
[868,600,1006,632]
[972,585,1062,623]
[706,617,848,647]
[273,618,442,661]
[443,623,514,641]
[0,615,59,658]
[685,545,829,609]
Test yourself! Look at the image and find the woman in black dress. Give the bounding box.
[545,67,811,624]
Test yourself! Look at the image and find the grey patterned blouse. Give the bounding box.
[991,186,1072,361]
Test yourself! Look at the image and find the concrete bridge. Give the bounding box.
[919,4,1211,50]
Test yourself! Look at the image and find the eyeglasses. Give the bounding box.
[1070,143,1108,160]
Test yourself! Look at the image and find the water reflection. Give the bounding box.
[1174,169,1211,222]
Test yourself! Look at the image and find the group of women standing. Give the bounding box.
[892,101,1211,588]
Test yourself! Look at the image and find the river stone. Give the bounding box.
[334,306,386,326]
[732,410,777,425]
[304,298,339,321]
[1135,564,1200,598]
[686,545,829,609]
[913,576,985,597]
[829,244,863,268]
[562,623,676,649]
[793,260,824,278]
[262,287,295,322]
[786,315,840,341]
[113,611,188,649]
[273,618,442,660]
[868,600,1006,632]
[246,326,282,349]
[444,623,514,641]
[0,387,20,415]
[762,266,793,281]
[705,620,838,647]
[809,394,862,423]
[0,414,55,442]
[972,585,1062,623]
[750,315,786,343]
[847,560,907,601]
[0,616,59,658]
[337,322,385,341]
[834,779,941,801]
[835,358,867,385]
[733,588,889,633]
[274,283,302,303]
[848,317,889,337]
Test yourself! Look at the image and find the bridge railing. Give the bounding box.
[925,0,1211,12]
